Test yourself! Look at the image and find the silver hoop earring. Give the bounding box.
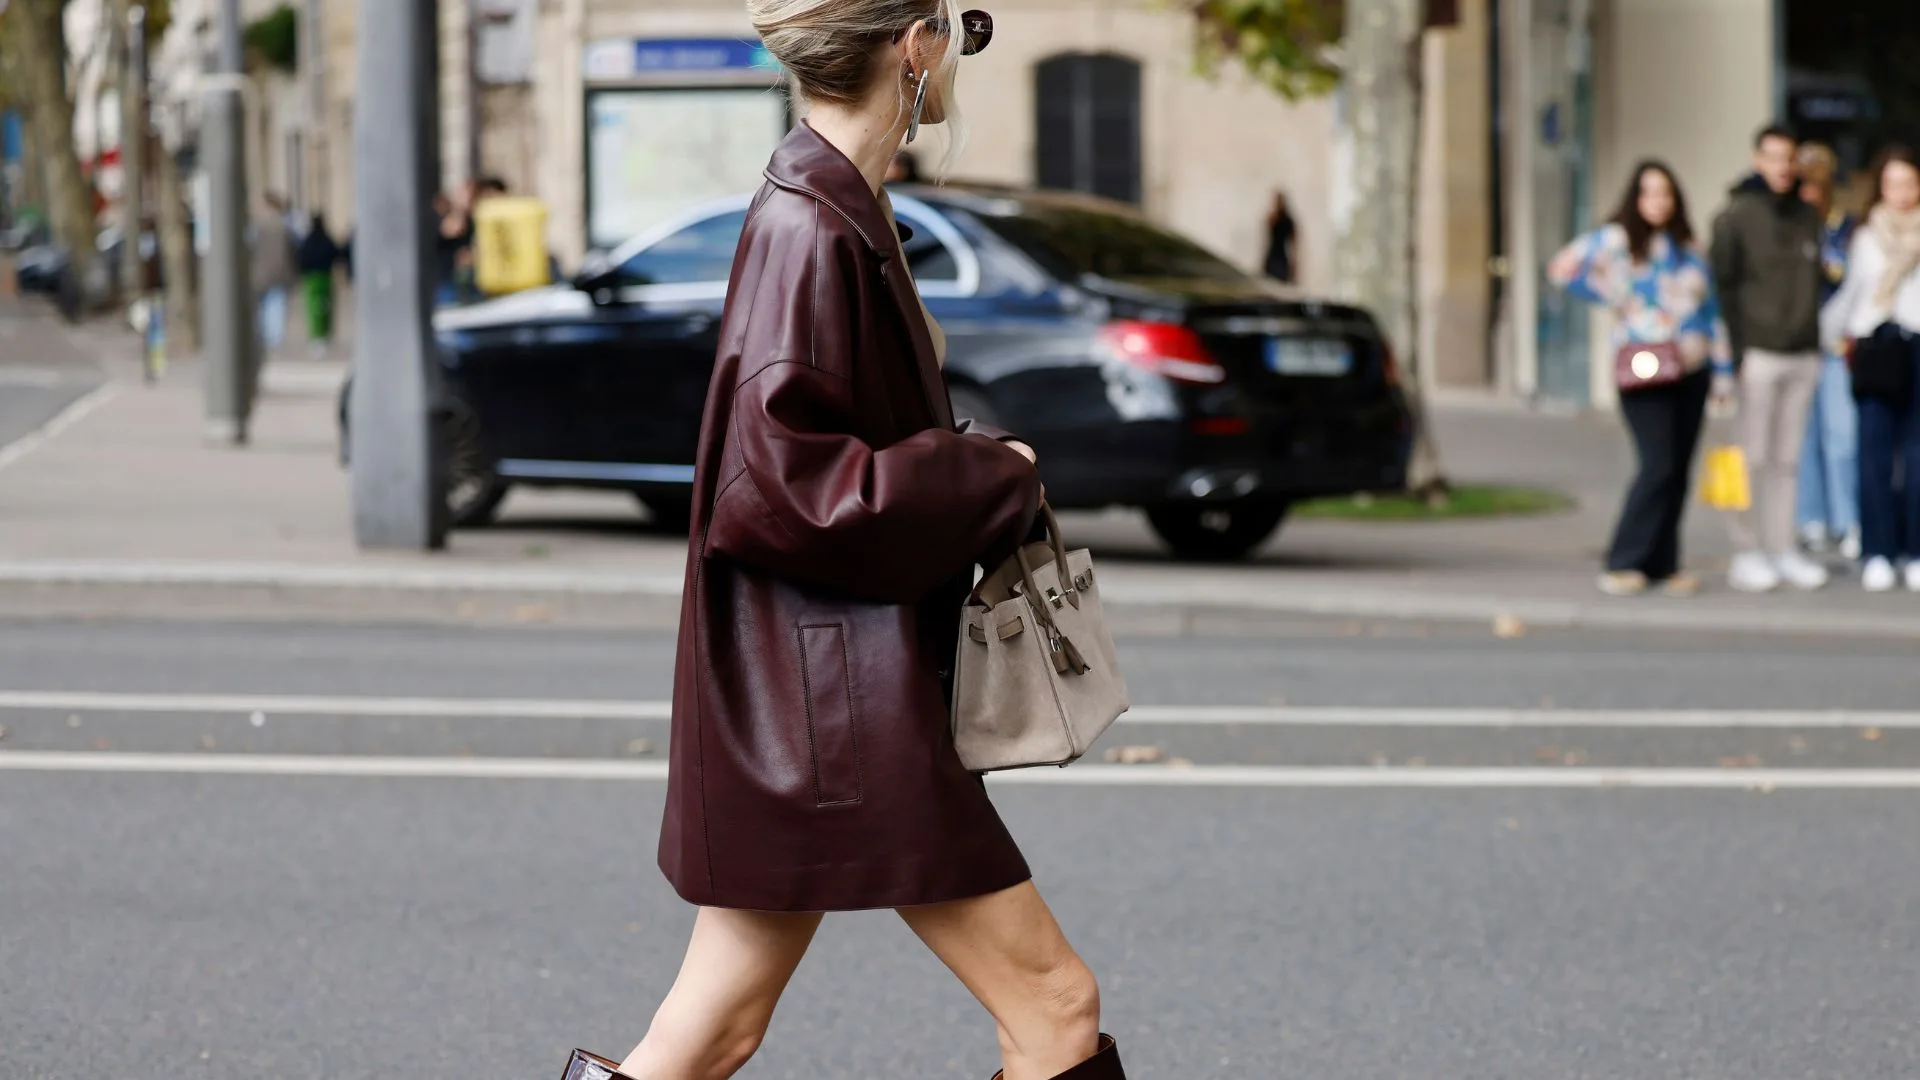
[906,70,930,144]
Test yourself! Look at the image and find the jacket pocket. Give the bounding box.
[797,623,863,806]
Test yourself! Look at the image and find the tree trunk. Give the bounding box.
[1335,0,1447,497]
[154,141,199,352]
[14,0,97,301]
[114,0,150,301]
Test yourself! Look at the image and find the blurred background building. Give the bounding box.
[30,0,1917,413]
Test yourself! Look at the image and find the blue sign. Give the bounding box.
[633,38,778,75]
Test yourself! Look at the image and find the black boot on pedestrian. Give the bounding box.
[991,1033,1127,1080]
[560,1048,638,1080]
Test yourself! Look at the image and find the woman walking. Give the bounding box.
[569,4,1124,1079]
[1793,143,1862,559]
[1263,189,1298,284]
[1550,160,1731,597]
[1822,145,1920,592]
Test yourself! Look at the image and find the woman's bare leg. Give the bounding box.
[898,882,1102,1080]
[617,907,823,1080]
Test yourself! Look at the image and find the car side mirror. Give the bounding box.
[571,262,623,305]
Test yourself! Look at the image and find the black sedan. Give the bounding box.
[398,185,1412,560]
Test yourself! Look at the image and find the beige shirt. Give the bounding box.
[879,190,946,368]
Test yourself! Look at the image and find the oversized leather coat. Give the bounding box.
[658,123,1043,912]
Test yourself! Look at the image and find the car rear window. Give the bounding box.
[974,206,1248,284]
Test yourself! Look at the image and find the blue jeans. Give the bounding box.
[256,286,289,352]
[1856,362,1920,562]
[1795,352,1860,537]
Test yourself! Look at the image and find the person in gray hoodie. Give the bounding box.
[1709,124,1830,593]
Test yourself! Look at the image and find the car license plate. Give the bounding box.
[1265,337,1353,377]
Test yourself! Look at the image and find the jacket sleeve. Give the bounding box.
[1821,232,1871,354]
[707,363,1042,604]
[1708,208,1745,361]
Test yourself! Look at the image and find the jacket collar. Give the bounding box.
[764,121,955,428]
[765,122,901,256]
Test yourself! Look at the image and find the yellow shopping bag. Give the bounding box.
[1699,445,1752,512]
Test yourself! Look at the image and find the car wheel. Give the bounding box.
[948,384,1001,429]
[1146,501,1291,562]
[636,493,694,534]
[440,400,510,528]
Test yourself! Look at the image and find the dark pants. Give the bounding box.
[1608,369,1711,578]
[1856,356,1920,561]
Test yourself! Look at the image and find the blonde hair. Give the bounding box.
[749,0,969,174]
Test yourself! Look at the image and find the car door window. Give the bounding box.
[616,211,747,287]
[896,211,961,285]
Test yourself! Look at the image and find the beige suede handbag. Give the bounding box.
[952,504,1129,772]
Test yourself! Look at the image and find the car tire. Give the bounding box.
[637,494,694,534]
[1147,501,1291,562]
[441,399,510,528]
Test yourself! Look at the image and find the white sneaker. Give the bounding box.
[1906,562,1920,593]
[1728,552,1782,593]
[1863,557,1898,593]
[1774,552,1831,591]
[1799,523,1832,555]
[1839,527,1863,562]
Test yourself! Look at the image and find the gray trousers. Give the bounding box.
[1729,348,1822,555]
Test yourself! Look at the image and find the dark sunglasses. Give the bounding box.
[893,8,994,56]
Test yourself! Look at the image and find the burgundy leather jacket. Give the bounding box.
[658,123,1043,911]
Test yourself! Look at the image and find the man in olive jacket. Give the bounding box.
[1708,124,1830,593]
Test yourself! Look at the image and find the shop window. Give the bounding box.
[1034,53,1143,205]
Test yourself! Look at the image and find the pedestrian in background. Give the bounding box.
[1709,124,1831,592]
[1551,160,1727,597]
[296,212,341,358]
[1821,144,1920,592]
[251,193,296,358]
[1793,142,1862,560]
[885,148,921,183]
[1263,189,1297,284]
[578,2,1123,1079]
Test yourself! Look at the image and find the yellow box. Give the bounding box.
[472,197,551,296]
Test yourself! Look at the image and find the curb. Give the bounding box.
[1,560,1918,640]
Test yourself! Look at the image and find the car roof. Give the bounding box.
[887,183,1153,223]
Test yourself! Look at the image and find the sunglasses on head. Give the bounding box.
[893,8,994,56]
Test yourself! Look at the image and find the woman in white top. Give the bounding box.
[1822,145,1920,592]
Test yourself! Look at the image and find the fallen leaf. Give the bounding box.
[512,603,557,623]
[1492,614,1527,639]
[1103,745,1165,765]
[201,1051,212,1061]
[65,714,82,728]
[1786,735,1809,754]
[1502,817,1520,830]
[1532,747,1560,762]
[200,735,217,750]
[1167,756,1195,770]
[0,725,8,741]
[626,738,655,756]
[1405,756,1427,768]
[1718,754,1761,769]
[1561,749,1587,766]
[1862,726,1883,741]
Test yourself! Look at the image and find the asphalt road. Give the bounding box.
[4,614,1919,1079]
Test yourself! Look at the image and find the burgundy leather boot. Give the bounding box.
[991,1033,1126,1080]
[560,1048,636,1080]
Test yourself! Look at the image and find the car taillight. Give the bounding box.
[1098,320,1228,385]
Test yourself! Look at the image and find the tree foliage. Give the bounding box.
[1182,0,1344,100]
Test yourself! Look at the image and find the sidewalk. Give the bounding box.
[2,297,1916,638]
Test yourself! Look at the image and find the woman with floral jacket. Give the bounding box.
[1551,159,1734,597]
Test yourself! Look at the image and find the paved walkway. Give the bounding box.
[2,295,1915,637]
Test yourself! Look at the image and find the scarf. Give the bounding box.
[1868,203,1920,309]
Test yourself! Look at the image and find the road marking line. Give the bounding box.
[0,382,117,475]
[0,692,1915,729]
[5,751,1920,789]
[0,691,667,720]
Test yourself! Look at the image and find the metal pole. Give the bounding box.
[349,0,447,549]
[201,0,253,444]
